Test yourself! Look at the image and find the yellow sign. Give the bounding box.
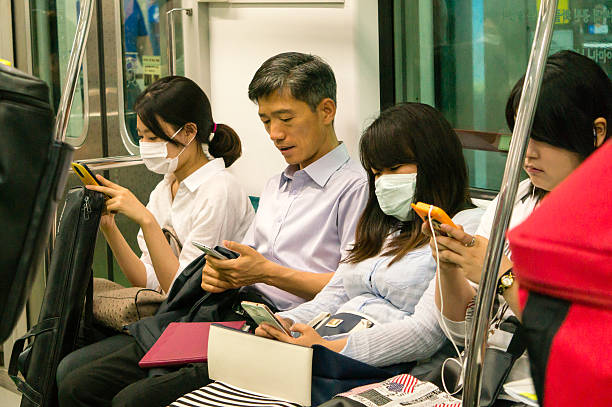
[538,0,570,24]
[0,58,11,67]
[143,55,161,86]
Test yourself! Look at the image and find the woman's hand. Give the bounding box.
[99,211,116,232]
[422,220,461,274]
[257,322,349,353]
[256,322,326,347]
[434,224,502,284]
[254,317,294,339]
[86,175,152,226]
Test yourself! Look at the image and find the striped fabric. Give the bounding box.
[170,381,302,407]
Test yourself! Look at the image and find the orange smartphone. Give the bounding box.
[411,202,457,233]
[71,162,100,186]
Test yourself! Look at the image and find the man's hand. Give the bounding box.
[201,241,271,293]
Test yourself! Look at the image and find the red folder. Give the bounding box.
[138,321,246,368]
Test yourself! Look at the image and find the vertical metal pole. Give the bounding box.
[166,8,192,76]
[461,0,558,405]
[53,0,95,143]
[46,0,95,267]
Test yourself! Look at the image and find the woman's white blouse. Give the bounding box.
[137,158,255,292]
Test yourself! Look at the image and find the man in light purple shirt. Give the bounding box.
[55,54,367,407]
[201,52,368,311]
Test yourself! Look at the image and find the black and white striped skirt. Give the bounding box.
[169,381,302,407]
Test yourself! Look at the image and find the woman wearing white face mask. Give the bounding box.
[87,76,255,293]
[249,103,483,367]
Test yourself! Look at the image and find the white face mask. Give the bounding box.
[375,173,418,221]
[139,126,193,174]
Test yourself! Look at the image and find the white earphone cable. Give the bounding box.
[429,205,464,395]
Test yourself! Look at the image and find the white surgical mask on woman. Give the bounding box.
[139,126,194,174]
[375,173,418,221]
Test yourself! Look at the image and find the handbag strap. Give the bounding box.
[505,320,527,360]
[134,288,165,319]
[162,227,182,255]
[8,317,59,406]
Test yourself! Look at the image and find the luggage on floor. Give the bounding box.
[9,187,105,407]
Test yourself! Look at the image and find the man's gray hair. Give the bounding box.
[248,52,337,111]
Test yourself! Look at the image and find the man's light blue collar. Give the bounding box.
[280,142,350,188]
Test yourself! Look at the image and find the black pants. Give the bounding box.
[57,287,277,407]
[57,333,211,407]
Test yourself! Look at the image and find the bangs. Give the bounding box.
[506,80,586,154]
[505,52,607,159]
[507,90,567,149]
[135,98,166,140]
[359,121,415,172]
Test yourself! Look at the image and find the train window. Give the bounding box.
[30,0,89,147]
[120,0,185,146]
[383,0,611,194]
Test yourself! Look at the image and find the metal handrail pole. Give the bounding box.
[75,155,144,171]
[461,0,558,405]
[166,8,192,76]
[53,0,95,143]
[45,0,95,269]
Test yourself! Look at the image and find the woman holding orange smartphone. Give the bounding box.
[425,50,610,403]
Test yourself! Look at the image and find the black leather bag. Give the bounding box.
[127,246,244,354]
[9,187,105,407]
[0,64,74,342]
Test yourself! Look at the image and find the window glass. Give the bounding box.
[122,0,185,145]
[393,0,611,192]
[30,0,88,146]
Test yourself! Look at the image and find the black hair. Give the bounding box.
[506,50,612,160]
[346,103,472,264]
[248,52,336,111]
[134,76,241,167]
